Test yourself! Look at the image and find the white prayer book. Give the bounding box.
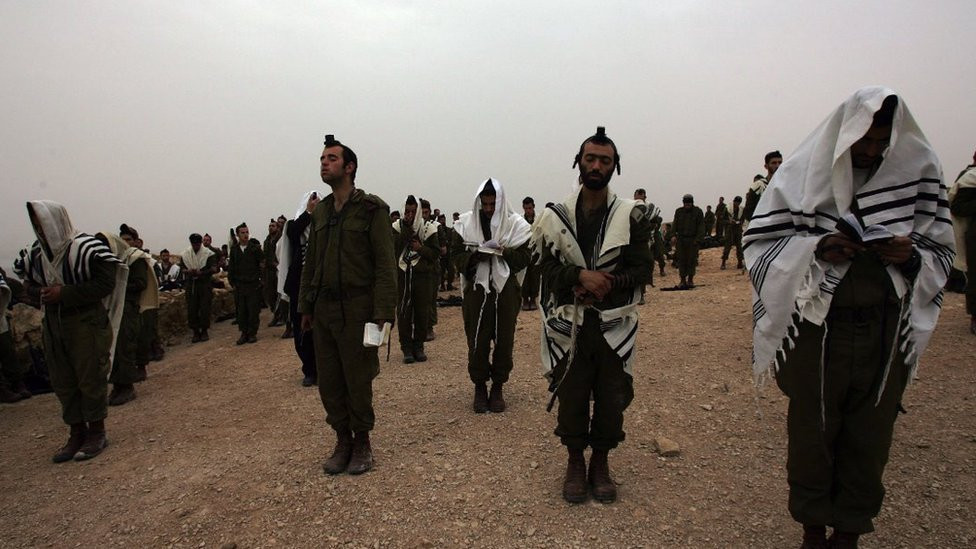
[835,213,894,244]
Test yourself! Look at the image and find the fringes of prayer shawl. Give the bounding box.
[532,190,643,380]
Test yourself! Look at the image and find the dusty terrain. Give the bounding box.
[1,247,974,548]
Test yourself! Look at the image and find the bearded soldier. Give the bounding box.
[745,88,954,548]
[534,127,652,504]
[453,178,531,413]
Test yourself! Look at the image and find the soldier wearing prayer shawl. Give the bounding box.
[532,127,652,504]
[23,200,127,462]
[743,150,783,222]
[948,149,976,335]
[181,233,218,342]
[393,195,440,363]
[744,88,955,548]
[452,178,531,414]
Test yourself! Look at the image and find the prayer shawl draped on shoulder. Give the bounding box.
[453,178,532,293]
[531,188,647,378]
[949,166,976,271]
[276,188,328,301]
[181,245,214,272]
[25,200,128,365]
[104,232,160,313]
[743,86,955,390]
[393,206,440,272]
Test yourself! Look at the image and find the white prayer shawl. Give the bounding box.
[0,273,10,334]
[728,203,746,226]
[277,188,329,301]
[750,176,768,196]
[393,205,440,272]
[104,232,160,313]
[453,178,532,293]
[26,200,128,366]
[743,87,955,401]
[948,166,976,271]
[181,246,214,272]
[531,188,644,378]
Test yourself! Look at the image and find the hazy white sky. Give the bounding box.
[2,1,974,270]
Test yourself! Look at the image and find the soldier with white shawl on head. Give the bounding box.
[532,127,653,505]
[744,87,954,547]
[452,178,531,415]
[181,233,218,343]
[393,195,441,364]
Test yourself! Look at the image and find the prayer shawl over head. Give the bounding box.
[0,271,10,334]
[393,200,440,272]
[103,232,160,313]
[453,178,533,293]
[744,87,955,392]
[948,165,976,270]
[276,188,328,301]
[531,188,646,378]
[25,200,128,364]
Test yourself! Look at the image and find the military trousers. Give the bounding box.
[111,301,142,385]
[463,281,521,385]
[722,224,744,263]
[0,330,27,389]
[521,263,541,302]
[776,305,907,534]
[312,293,379,433]
[397,270,433,352]
[186,279,213,330]
[288,293,316,379]
[137,308,157,366]
[43,305,112,424]
[553,313,634,450]
[429,269,439,328]
[675,237,699,280]
[234,283,261,336]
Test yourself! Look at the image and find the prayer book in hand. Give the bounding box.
[835,213,894,244]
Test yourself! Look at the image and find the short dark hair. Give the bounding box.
[160,248,170,254]
[235,222,248,234]
[872,95,898,128]
[323,134,358,182]
[119,223,138,239]
[189,233,203,244]
[420,198,431,210]
[634,188,646,196]
[574,126,621,174]
[764,150,782,164]
[522,196,534,205]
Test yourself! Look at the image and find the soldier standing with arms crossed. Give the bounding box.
[300,135,397,475]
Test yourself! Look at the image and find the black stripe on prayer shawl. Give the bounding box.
[753,300,766,322]
[601,318,623,331]
[549,204,577,242]
[620,346,634,365]
[912,233,954,277]
[612,323,638,354]
[855,178,940,199]
[858,196,918,217]
[749,236,792,292]
[595,254,620,271]
[749,208,839,223]
[934,291,944,308]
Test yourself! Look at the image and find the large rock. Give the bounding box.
[10,303,43,363]
[653,436,681,457]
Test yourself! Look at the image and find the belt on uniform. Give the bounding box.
[321,286,371,301]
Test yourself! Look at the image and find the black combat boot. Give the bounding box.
[800,525,828,549]
[135,364,148,383]
[588,448,617,503]
[52,423,86,463]
[191,329,201,343]
[199,329,210,342]
[74,419,108,460]
[0,385,22,403]
[12,381,31,400]
[414,343,428,363]
[403,348,415,364]
[472,382,489,413]
[827,530,859,548]
[346,431,373,475]
[721,259,727,270]
[236,333,247,345]
[562,447,587,503]
[322,430,354,475]
[108,383,136,406]
[488,382,505,413]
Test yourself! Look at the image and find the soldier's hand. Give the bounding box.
[578,270,614,300]
[301,314,313,333]
[870,236,914,265]
[816,233,864,264]
[41,284,63,304]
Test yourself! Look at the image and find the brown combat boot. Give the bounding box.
[562,447,587,503]
[800,525,828,549]
[74,419,107,461]
[322,431,354,475]
[346,431,373,475]
[827,530,859,549]
[52,423,86,463]
[108,383,136,406]
[488,382,505,413]
[472,382,489,413]
[588,448,617,503]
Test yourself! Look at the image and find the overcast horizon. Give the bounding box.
[2,1,974,272]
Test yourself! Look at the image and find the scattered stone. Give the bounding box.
[700,404,713,411]
[654,437,681,457]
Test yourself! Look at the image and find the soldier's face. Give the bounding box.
[237,227,250,243]
[480,194,496,217]
[320,145,350,185]
[161,251,170,262]
[765,157,783,175]
[523,203,535,217]
[579,142,616,190]
[121,234,135,246]
[422,207,431,221]
[203,235,212,246]
[850,125,891,169]
[404,204,417,224]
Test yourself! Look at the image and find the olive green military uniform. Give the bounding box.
[452,234,531,385]
[520,214,541,305]
[703,209,715,236]
[110,259,146,385]
[263,232,281,311]
[42,258,117,425]
[299,188,397,434]
[672,206,705,282]
[184,253,218,331]
[428,224,441,333]
[136,308,157,367]
[950,166,976,315]
[714,202,729,240]
[722,202,745,265]
[393,220,439,356]
[228,239,264,338]
[775,253,912,534]
[439,223,457,289]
